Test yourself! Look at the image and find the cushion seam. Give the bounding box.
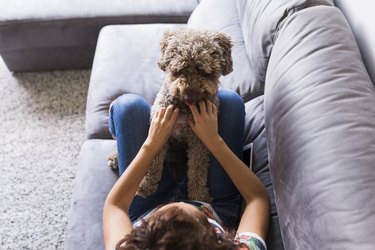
[272,0,333,45]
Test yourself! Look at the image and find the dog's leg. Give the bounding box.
[186,136,213,203]
[107,147,119,170]
[137,144,168,197]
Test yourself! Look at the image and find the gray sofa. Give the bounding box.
[0,0,198,72]
[66,0,375,249]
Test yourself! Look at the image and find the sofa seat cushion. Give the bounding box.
[85,24,186,139]
[0,0,198,72]
[66,139,117,250]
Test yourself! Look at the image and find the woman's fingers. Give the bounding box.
[170,106,180,122]
[163,105,174,120]
[189,100,209,117]
[186,99,219,149]
[187,118,195,130]
[189,102,199,118]
[199,100,207,114]
[172,108,180,120]
[189,100,216,116]
[206,100,215,115]
[211,102,217,116]
[147,105,179,149]
[158,107,166,120]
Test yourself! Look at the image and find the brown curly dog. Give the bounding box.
[109,29,233,202]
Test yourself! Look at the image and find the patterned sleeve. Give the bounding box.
[234,232,267,250]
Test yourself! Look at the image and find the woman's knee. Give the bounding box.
[110,93,150,121]
[218,89,245,116]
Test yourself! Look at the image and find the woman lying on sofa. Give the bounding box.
[103,90,270,250]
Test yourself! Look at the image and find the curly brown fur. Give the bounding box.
[136,29,233,202]
[107,147,119,170]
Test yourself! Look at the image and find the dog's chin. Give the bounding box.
[172,116,189,137]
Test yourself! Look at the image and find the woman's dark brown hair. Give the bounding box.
[115,206,240,250]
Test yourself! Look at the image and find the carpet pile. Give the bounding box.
[0,57,89,250]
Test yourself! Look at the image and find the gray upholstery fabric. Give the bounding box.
[265,5,375,249]
[85,24,186,140]
[66,139,117,250]
[236,0,333,84]
[186,0,335,99]
[0,0,198,21]
[0,0,198,72]
[244,95,283,250]
[334,0,375,83]
[67,0,375,249]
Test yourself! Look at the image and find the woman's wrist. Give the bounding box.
[142,138,163,155]
[205,135,225,153]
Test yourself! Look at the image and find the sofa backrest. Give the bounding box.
[334,0,375,83]
[188,0,334,101]
[236,0,333,84]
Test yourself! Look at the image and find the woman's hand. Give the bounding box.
[144,105,179,151]
[187,100,221,150]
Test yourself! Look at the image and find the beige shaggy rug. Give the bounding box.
[0,57,89,249]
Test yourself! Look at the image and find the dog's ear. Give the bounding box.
[214,33,233,76]
[158,30,179,71]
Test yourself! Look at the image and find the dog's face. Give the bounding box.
[158,29,233,108]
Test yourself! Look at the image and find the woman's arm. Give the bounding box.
[103,105,179,250]
[188,101,270,239]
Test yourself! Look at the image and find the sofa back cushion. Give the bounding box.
[187,0,263,102]
[86,24,186,139]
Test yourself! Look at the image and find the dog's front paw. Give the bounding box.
[107,149,118,170]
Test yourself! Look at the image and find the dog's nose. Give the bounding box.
[184,95,195,106]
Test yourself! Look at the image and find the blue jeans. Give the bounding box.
[108,89,245,229]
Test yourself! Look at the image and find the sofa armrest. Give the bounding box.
[265,5,375,249]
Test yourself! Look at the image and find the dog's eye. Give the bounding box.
[196,66,203,72]
[210,52,219,59]
[196,62,203,69]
